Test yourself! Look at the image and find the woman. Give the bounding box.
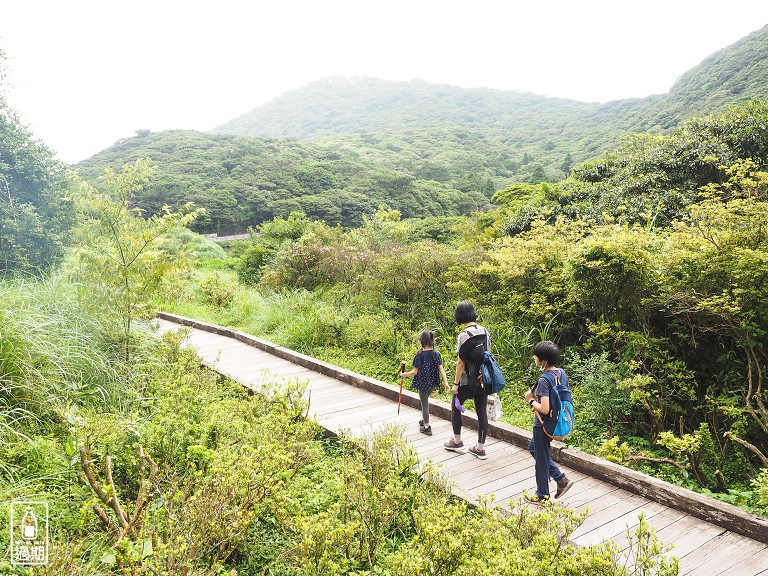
[444,301,491,460]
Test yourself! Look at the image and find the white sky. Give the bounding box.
[3,0,768,164]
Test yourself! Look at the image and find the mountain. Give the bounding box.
[76,24,768,234]
[213,24,768,168]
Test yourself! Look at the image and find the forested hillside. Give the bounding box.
[2,25,768,574]
[76,24,768,234]
[74,130,492,233]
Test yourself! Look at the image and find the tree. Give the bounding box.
[664,159,768,468]
[70,158,202,371]
[561,152,573,176]
[0,84,71,275]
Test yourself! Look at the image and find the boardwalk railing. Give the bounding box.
[158,311,768,545]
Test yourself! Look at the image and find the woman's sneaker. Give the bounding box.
[444,438,464,451]
[420,424,433,435]
[468,446,487,460]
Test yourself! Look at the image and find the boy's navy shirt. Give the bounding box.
[532,368,569,428]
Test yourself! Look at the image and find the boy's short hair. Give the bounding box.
[454,301,477,324]
[534,340,561,365]
[419,329,435,348]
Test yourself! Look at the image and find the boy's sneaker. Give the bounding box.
[444,438,464,451]
[468,446,487,460]
[555,476,573,499]
[420,424,433,436]
[524,493,549,505]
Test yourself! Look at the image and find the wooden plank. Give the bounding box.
[319,405,408,430]
[420,446,473,466]
[571,495,667,546]
[468,464,538,498]
[567,483,625,514]
[679,532,768,575]
[657,517,724,560]
[331,404,418,430]
[308,391,371,411]
[451,455,535,492]
[310,394,386,415]
[559,449,768,544]
[308,384,373,403]
[612,506,690,552]
[439,443,529,476]
[714,546,768,575]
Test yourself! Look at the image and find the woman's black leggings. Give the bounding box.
[452,385,488,444]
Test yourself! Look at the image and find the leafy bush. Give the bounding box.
[566,351,634,447]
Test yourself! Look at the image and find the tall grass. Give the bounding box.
[0,276,123,434]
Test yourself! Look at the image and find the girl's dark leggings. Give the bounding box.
[419,388,432,423]
[452,385,488,444]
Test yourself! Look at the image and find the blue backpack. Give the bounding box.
[535,369,574,440]
[480,350,506,394]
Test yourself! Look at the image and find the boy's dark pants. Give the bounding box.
[528,427,565,498]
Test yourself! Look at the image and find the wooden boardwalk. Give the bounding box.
[156,314,768,575]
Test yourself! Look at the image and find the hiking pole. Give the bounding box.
[397,360,406,414]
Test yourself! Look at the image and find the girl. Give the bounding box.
[401,329,450,435]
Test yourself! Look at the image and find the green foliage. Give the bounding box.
[235,242,272,285]
[156,227,227,266]
[749,469,768,515]
[597,436,632,464]
[566,229,659,328]
[235,212,318,285]
[662,25,768,125]
[146,100,768,513]
[564,100,768,227]
[623,513,679,576]
[0,93,71,275]
[199,273,238,308]
[566,352,634,447]
[0,277,121,437]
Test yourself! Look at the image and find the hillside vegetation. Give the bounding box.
[74,130,492,233]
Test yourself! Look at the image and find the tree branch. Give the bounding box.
[104,455,129,529]
[80,447,108,501]
[724,432,768,468]
[625,454,691,472]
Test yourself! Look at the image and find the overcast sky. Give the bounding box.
[3,1,768,164]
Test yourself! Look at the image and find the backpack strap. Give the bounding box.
[534,369,562,426]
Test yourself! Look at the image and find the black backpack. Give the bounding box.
[458,328,488,392]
